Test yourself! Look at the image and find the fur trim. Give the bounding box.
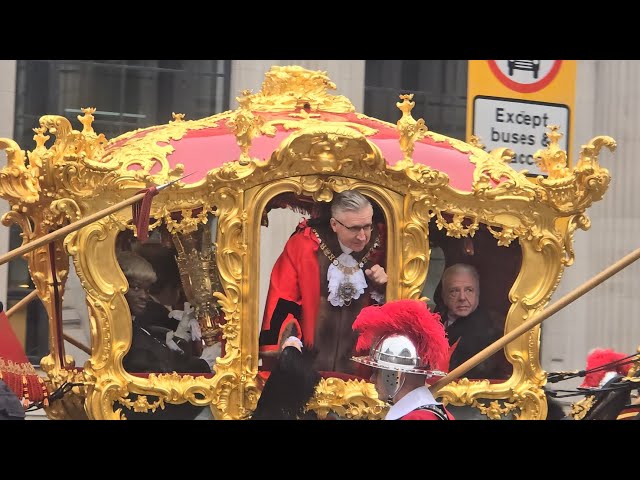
[353,299,449,371]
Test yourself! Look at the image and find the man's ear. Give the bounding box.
[329,218,337,233]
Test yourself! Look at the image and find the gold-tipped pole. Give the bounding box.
[5,289,92,355]
[430,245,640,394]
[0,173,194,267]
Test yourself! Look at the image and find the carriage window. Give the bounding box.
[258,192,387,378]
[427,220,519,381]
[114,215,223,379]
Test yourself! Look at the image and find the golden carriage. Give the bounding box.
[0,65,617,419]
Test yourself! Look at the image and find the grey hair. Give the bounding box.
[116,250,157,284]
[330,190,372,217]
[441,263,480,290]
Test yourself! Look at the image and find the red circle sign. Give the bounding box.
[488,60,562,94]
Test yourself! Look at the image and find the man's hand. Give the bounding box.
[281,336,303,352]
[165,330,184,353]
[365,264,388,286]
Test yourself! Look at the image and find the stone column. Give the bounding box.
[0,60,16,308]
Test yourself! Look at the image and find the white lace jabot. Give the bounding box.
[327,251,368,307]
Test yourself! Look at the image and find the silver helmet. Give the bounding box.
[352,333,445,402]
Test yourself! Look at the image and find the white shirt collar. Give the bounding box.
[338,240,353,255]
[385,385,441,420]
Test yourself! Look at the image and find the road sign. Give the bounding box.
[467,60,576,176]
[473,96,569,175]
[487,60,563,93]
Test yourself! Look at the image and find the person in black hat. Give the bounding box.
[251,337,321,420]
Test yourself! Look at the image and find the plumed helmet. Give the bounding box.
[351,299,451,382]
[580,348,632,388]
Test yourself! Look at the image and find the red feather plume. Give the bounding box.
[353,299,449,371]
[581,348,631,388]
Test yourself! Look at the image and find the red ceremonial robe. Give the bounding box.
[259,219,385,375]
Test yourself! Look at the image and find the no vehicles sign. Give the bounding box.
[473,96,569,176]
[466,60,576,177]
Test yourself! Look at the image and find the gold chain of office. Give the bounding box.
[312,228,380,274]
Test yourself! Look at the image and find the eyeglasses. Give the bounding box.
[333,218,374,234]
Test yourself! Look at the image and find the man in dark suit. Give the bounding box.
[437,263,510,380]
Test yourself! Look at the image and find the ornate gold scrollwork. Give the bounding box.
[571,395,595,420]
[0,138,40,204]
[262,109,378,138]
[535,127,616,214]
[247,65,356,113]
[306,378,387,420]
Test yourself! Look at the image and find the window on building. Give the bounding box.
[10,60,231,363]
[364,60,468,141]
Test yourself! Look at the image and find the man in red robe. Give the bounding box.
[259,190,387,376]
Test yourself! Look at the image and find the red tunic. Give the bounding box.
[400,408,455,420]
[259,220,385,374]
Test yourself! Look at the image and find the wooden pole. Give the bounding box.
[430,245,640,394]
[6,289,39,317]
[62,333,91,355]
[6,289,91,355]
[0,191,147,267]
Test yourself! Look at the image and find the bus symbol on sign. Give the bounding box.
[508,60,540,79]
[488,60,562,94]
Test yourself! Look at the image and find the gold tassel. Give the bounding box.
[22,376,29,407]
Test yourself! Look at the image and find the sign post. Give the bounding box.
[466,60,577,176]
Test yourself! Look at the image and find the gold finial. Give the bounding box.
[227,90,263,166]
[237,89,253,107]
[397,94,416,116]
[171,112,186,123]
[534,125,569,179]
[469,135,486,151]
[394,94,428,169]
[32,127,50,151]
[78,107,96,134]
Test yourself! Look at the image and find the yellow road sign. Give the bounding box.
[466,60,576,175]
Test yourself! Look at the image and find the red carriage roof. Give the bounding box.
[102,66,496,192]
